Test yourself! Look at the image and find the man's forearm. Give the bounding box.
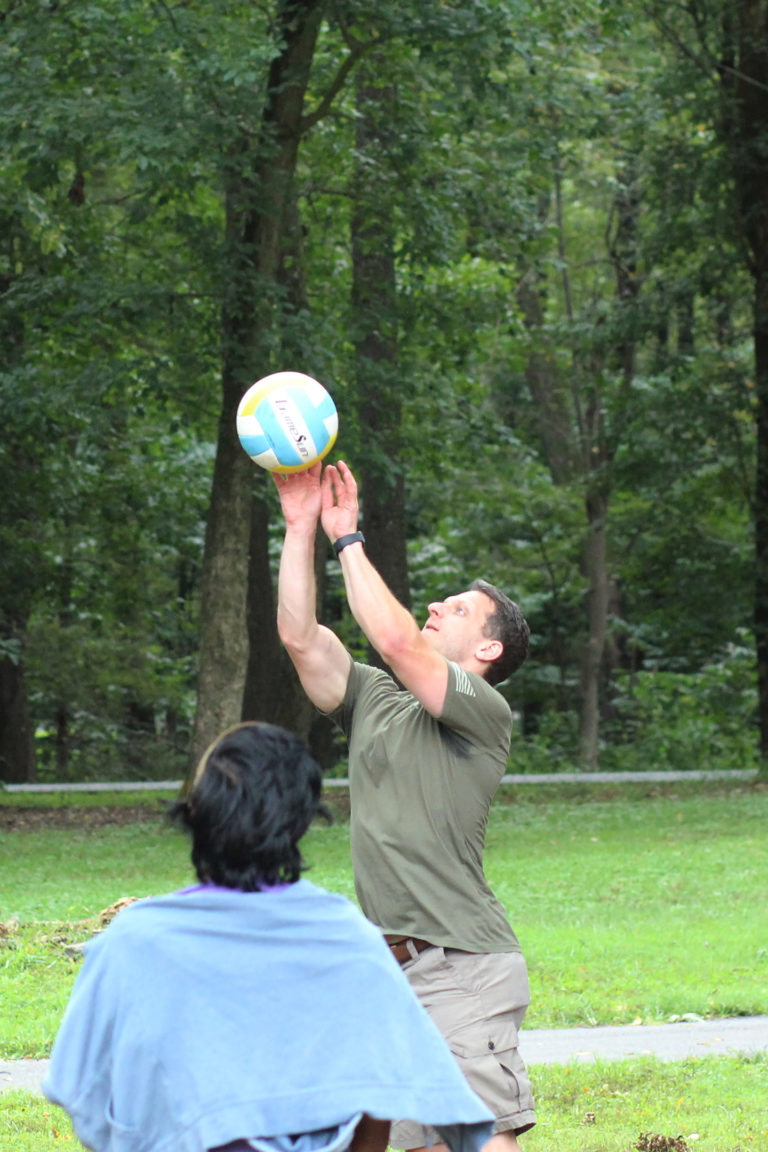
[338,541,421,663]
[277,524,321,651]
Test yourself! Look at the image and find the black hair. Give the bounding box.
[169,722,331,890]
[470,578,530,686]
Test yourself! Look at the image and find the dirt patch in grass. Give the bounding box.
[0,793,352,830]
[0,805,167,831]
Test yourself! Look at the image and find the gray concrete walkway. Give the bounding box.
[3,1016,766,1097]
[520,1014,768,1065]
[3,767,759,792]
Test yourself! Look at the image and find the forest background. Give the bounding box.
[2,0,767,786]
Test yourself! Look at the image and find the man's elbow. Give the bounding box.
[276,611,311,655]
[374,623,421,669]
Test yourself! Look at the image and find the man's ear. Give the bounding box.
[476,638,503,665]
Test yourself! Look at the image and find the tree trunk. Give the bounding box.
[753,275,768,777]
[516,166,630,768]
[579,489,610,768]
[190,0,325,771]
[517,270,577,485]
[55,700,70,779]
[578,153,639,768]
[515,259,573,711]
[729,2,768,780]
[0,652,36,783]
[241,484,325,743]
[0,261,36,784]
[351,64,410,665]
[189,405,254,769]
[240,185,336,764]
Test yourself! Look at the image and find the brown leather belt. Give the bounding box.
[384,935,433,965]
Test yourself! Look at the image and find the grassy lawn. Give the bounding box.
[487,785,768,1028]
[3,1056,767,1152]
[2,783,767,1055]
[1,780,766,1151]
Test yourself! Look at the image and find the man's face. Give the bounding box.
[421,590,495,665]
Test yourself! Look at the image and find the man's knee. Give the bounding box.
[483,1132,523,1152]
[406,1137,523,1152]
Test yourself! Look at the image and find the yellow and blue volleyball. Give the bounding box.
[236,371,338,474]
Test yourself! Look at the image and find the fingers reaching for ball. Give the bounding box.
[273,462,324,527]
[272,461,323,487]
[321,460,359,542]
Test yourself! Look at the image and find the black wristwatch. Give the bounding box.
[332,531,366,557]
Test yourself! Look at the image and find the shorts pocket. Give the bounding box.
[448,1011,519,1061]
[451,1043,524,1120]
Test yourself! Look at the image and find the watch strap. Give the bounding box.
[332,531,366,557]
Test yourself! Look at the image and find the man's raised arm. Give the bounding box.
[320,462,449,717]
[274,464,351,713]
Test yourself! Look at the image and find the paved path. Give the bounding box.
[520,1015,768,1065]
[3,1017,766,1097]
[3,768,759,792]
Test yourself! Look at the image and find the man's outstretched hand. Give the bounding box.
[321,461,360,544]
[273,462,323,530]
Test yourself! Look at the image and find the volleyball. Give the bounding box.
[236,371,338,474]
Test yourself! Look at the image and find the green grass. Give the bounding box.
[3,1055,767,1152]
[0,790,179,809]
[0,1093,77,1151]
[487,787,768,1028]
[2,783,767,1150]
[0,822,194,921]
[524,1054,768,1151]
[1,783,767,1059]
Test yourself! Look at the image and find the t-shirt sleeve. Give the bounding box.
[327,658,389,736]
[324,652,358,731]
[438,661,513,753]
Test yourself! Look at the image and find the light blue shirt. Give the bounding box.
[44,880,493,1152]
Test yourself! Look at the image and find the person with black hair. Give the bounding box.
[275,461,535,1152]
[44,722,495,1152]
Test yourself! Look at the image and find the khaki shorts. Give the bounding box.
[390,947,535,1149]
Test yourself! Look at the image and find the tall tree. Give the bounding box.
[191,0,327,765]
[351,55,411,641]
[0,209,36,781]
[240,197,330,745]
[728,4,768,777]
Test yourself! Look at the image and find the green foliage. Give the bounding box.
[509,642,758,774]
[25,425,214,781]
[0,0,244,780]
[0,0,761,779]
[601,644,758,773]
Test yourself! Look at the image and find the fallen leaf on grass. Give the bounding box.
[636,1134,689,1151]
[99,897,139,926]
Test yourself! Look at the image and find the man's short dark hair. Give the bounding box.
[169,722,330,890]
[470,578,530,686]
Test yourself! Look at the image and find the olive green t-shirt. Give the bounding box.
[331,658,520,954]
